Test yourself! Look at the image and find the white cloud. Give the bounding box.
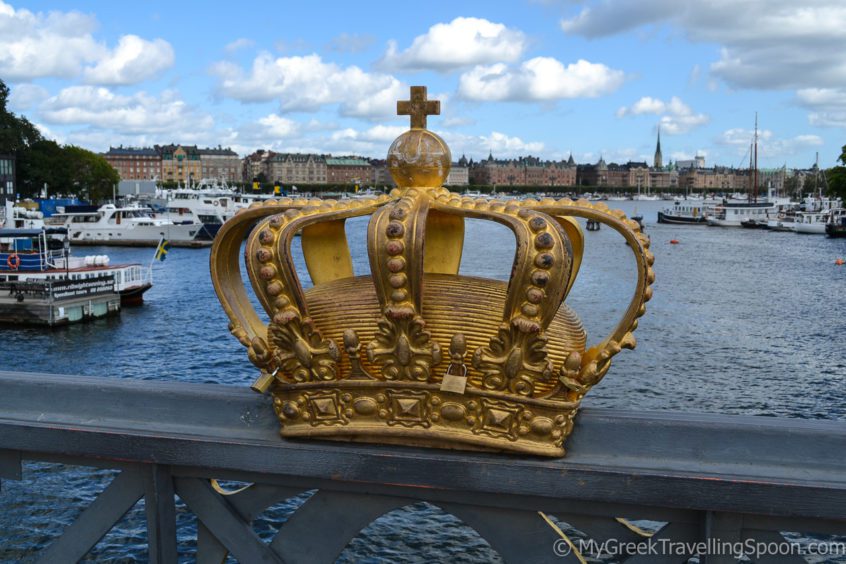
[796,88,846,128]
[39,86,213,135]
[326,33,375,54]
[443,131,545,158]
[718,127,823,159]
[225,38,254,53]
[335,125,402,145]
[257,114,299,137]
[379,17,526,71]
[616,96,664,117]
[7,83,49,111]
[211,53,405,118]
[0,2,173,84]
[560,0,846,90]
[83,35,174,85]
[617,96,708,134]
[458,57,624,102]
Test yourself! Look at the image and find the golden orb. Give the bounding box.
[387,129,451,189]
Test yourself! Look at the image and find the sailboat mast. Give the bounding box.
[753,112,759,203]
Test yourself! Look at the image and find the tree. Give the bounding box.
[827,144,846,201]
[16,139,69,197]
[64,146,120,202]
[0,79,43,156]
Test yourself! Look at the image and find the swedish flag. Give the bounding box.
[154,238,170,261]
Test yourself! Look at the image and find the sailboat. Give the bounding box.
[709,114,788,227]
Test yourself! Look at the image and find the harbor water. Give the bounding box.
[1,200,845,562]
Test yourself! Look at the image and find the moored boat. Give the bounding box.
[706,200,783,227]
[0,226,153,306]
[657,200,709,224]
[825,208,846,238]
[793,211,830,235]
[47,204,208,247]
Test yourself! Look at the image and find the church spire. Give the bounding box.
[654,126,663,169]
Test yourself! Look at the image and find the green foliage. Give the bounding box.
[0,80,43,156]
[827,166,846,201]
[1,79,119,202]
[824,144,846,201]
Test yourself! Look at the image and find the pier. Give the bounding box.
[0,277,120,325]
[1,371,844,562]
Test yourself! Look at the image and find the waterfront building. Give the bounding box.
[757,167,787,194]
[158,145,202,185]
[199,147,241,184]
[0,154,14,206]
[326,157,372,186]
[576,159,660,189]
[445,161,469,186]
[469,153,576,187]
[268,153,327,185]
[242,150,272,184]
[678,166,747,192]
[103,147,159,181]
[649,167,679,189]
[369,159,396,189]
[676,155,706,170]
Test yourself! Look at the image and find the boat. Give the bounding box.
[793,210,830,235]
[707,199,785,227]
[766,208,798,231]
[825,208,846,238]
[0,225,153,306]
[46,203,208,247]
[707,115,791,227]
[657,200,710,224]
[740,218,767,229]
[150,180,239,240]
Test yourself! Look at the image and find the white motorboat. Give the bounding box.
[47,204,207,247]
[793,211,830,235]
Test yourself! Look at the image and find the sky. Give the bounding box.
[2,0,845,169]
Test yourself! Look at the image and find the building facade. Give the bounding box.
[158,145,201,185]
[268,153,327,185]
[469,154,577,187]
[445,164,469,186]
[326,157,372,185]
[103,147,160,181]
[199,148,241,184]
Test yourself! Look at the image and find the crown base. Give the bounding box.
[272,380,579,457]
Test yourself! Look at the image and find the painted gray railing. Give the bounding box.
[1,370,844,563]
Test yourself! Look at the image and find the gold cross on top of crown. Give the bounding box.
[397,86,440,129]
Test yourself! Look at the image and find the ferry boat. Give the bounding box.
[0,226,152,306]
[47,204,207,247]
[825,208,846,238]
[707,200,783,227]
[657,200,710,224]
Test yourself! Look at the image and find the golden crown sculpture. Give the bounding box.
[211,86,654,457]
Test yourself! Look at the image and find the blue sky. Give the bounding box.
[3,0,844,168]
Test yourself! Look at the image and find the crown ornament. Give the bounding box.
[211,86,654,457]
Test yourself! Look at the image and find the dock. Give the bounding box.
[0,276,120,326]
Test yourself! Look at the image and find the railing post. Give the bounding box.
[144,464,178,564]
[701,511,743,564]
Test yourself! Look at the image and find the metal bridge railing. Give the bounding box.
[0,370,844,563]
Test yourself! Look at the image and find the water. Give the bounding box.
[2,200,845,562]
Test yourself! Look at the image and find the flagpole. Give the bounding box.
[147,234,164,285]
